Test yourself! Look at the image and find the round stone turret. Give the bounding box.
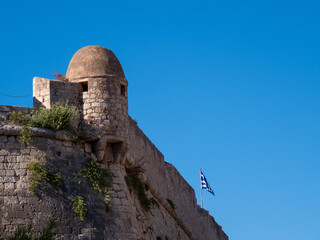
[67,46,128,140]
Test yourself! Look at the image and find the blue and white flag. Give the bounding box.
[200,170,215,196]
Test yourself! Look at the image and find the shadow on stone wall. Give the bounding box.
[0,135,118,239]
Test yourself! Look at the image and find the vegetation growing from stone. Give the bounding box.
[125,175,149,210]
[78,158,113,209]
[29,102,79,132]
[9,111,32,145]
[166,199,175,212]
[125,174,159,211]
[9,102,80,145]
[46,172,62,191]
[52,70,68,82]
[70,195,87,221]
[125,157,145,176]
[9,111,29,125]
[19,125,33,146]
[0,220,57,240]
[27,159,62,195]
[125,160,160,211]
[149,197,160,208]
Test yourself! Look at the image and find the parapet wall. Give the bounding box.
[0,106,31,127]
[0,106,228,240]
[33,77,79,109]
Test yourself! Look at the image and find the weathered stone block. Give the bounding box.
[9,148,20,155]
[112,198,121,205]
[0,149,9,156]
[113,184,121,191]
[117,191,126,198]
[5,170,15,176]
[4,183,15,190]
[84,143,91,153]
[0,136,7,142]
[90,153,97,161]
[15,169,26,176]
[4,196,18,204]
[92,102,100,107]
[5,156,17,163]
[120,198,130,206]
[20,148,30,155]
[62,141,72,147]
[3,176,19,183]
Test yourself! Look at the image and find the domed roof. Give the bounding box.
[66,45,125,81]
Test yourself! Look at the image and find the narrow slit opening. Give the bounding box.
[121,85,126,96]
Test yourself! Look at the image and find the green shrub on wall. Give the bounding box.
[9,102,80,145]
[26,156,62,195]
[125,174,159,211]
[125,175,150,210]
[19,125,33,145]
[26,161,48,195]
[78,158,113,210]
[29,102,79,132]
[9,111,29,125]
[125,159,160,211]
[70,195,87,221]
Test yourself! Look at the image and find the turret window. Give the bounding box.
[121,85,126,96]
[80,82,88,92]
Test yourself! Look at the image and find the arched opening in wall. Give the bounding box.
[104,143,114,163]
[110,141,124,162]
[95,141,124,163]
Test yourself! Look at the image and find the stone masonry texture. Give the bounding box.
[0,45,228,240]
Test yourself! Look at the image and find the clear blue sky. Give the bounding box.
[1,1,320,239]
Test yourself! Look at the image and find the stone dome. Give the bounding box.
[66,45,125,81]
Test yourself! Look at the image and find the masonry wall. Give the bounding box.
[0,106,228,240]
[0,106,31,127]
[0,127,122,239]
[0,106,120,239]
[33,77,79,109]
[126,118,228,240]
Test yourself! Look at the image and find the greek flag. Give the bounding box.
[200,170,215,196]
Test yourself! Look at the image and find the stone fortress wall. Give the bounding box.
[0,46,228,240]
[126,118,228,240]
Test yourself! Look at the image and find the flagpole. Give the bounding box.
[200,169,203,208]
